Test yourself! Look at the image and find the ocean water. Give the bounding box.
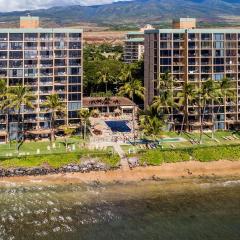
[0,178,240,240]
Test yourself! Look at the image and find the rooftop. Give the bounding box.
[125,37,144,43]
[83,97,136,108]
[0,28,83,33]
[145,28,240,34]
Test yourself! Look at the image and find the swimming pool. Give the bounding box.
[105,120,131,133]
[159,137,185,143]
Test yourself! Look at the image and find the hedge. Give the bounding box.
[139,144,240,165]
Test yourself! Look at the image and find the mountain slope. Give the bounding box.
[0,0,239,25]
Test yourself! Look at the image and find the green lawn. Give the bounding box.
[121,131,240,154]
[135,144,240,166]
[0,138,84,157]
[0,138,120,169]
[0,149,120,169]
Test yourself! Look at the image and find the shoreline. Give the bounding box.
[0,160,240,186]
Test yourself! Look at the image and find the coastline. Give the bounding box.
[0,160,240,186]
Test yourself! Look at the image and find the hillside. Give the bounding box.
[0,0,240,27]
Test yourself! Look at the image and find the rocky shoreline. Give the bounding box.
[0,160,117,178]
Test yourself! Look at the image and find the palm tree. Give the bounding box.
[43,94,66,143]
[193,79,219,144]
[0,79,8,113]
[7,85,36,151]
[140,108,164,139]
[157,72,173,91]
[118,63,135,83]
[78,108,90,140]
[59,125,75,152]
[151,73,175,129]
[151,90,174,115]
[217,77,235,130]
[118,79,144,102]
[97,64,112,93]
[176,83,196,133]
[0,79,9,143]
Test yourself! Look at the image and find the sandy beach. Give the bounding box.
[0,160,240,186]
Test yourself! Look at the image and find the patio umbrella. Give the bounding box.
[94,124,105,131]
[114,108,122,116]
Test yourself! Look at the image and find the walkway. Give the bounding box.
[113,143,130,171]
[88,140,130,171]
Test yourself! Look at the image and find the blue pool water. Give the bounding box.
[105,120,131,132]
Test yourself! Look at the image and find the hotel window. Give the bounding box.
[213,74,224,81]
[160,33,171,41]
[160,58,171,65]
[69,76,81,84]
[160,50,171,57]
[68,85,81,92]
[214,58,224,65]
[160,66,171,73]
[214,41,224,49]
[25,33,38,41]
[9,51,23,59]
[10,42,23,50]
[0,33,8,41]
[214,49,224,57]
[214,34,224,41]
[160,42,171,49]
[68,102,81,111]
[214,66,224,73]
[68,111,78,118]
[40,33,53,40]
[201,33,212,41]
[68,93,81,101]
[69,33,81,40]
[0,42,7,50]
[9,33,23,41]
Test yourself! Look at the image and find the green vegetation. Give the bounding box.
[140,74,234,144]
[0,149,120,169]
[43,94,66,142]
[137,144,240,166]
[84,44,144,105]
[78,108,91,140]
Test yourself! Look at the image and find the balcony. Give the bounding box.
[40,81,53,86]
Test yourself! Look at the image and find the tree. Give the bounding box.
[176,83,196,133]
[118,63,135,83]
[217,77,235,130]
[151,91,174,115]
[118,79,144,102]
[151,73,175,129]
[0,79,9,144]
[157,72,173,91]
[60,125,75,152]
[78,108,90,140]
[0,79,7,112]
[139,107,164,139]
[192,79,219,144]
[43,94,66,143]
[7,85,36,152]
[97,64,113,93]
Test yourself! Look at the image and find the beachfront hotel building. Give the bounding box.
[0,16,83,143]
[144,18,240,131]
[124,24,154,63]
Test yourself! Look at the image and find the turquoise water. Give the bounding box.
[0,178,240,239]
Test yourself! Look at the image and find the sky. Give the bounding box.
[0,0,130,12]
